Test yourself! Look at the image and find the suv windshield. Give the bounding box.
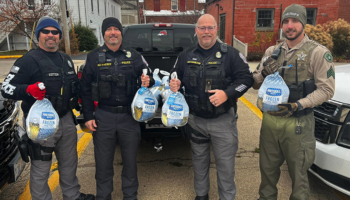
[123,28,196,52]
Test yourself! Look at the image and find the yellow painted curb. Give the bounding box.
[18,132,93,200]
[0,55,22,59]
[239,96,262,120]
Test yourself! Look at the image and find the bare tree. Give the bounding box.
[0,0,60,48]
[175,10,202,24]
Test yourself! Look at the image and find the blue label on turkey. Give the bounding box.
[139,98,156,121]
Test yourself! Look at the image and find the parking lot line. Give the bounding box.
[18,130,93,200]
[239,97,262,120]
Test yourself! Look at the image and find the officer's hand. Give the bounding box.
[26,82,46,100]
[262,56,280,77]
[208,90,228,107]
[267,103,298,118]
[169,79,181,93]
[141,74,150,87]
[85,120,97,131]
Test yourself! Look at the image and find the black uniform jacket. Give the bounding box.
[80,44,155,122]
[173,42,254,101]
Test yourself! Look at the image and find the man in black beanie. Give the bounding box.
[1,16,95,200]
[80,17,154,200]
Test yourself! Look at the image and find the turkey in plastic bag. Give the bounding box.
[257,71,290,112]
[161,72,189,128]
[131,69,158,122]
[26,83,59,140]
[150,69,163,103]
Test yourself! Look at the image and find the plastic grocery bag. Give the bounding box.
[26,83,59,140]
[257,71,290,112]
[150,69,163,103]
[160,75,171,104]
[161,72,189,128]
[131,69,158,122]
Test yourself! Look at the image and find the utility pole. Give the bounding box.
[60,0,71,55]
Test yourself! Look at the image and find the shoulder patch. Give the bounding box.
[324,51,333,63]
[327,66,335,79]
[239,52,248,64]
[10,65,20,74]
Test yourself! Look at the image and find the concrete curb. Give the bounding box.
[0,55,22,59]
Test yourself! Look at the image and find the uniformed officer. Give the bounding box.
[169,14,254,200]
[252,4,335,200]
[80,17,154,200]
[0,17,95,200]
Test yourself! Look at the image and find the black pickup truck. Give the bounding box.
[77,23,197,150]
[0,84,26,191]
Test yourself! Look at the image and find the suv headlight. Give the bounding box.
[337,111,350,148]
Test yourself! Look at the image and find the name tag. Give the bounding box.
[48,73,60,76]
[207,61,220,65]
[187,61,201,65]
[67,71,75,75]
[121,61,132,65]
[97,63,112,67]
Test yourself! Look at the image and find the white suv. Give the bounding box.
[309,64,350,195]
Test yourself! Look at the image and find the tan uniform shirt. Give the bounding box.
[253,35,335,109]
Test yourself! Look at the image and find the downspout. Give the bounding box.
[231,0,235,46]
[84,0,88,26]
[77,0,81,22]
[143,1,146,24]
[7,34,10,51]
[278,3,282,39]
[137,0,140,24]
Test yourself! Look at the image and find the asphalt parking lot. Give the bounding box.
[0,58,348,200]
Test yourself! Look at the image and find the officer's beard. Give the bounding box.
[108,35,120,45]
[284,27,304,41]
[44,37,58,49]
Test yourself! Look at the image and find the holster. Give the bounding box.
[14,130,30,163]
[27,140,54,161]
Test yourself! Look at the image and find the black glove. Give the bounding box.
[261,56,280,77]
[267,103,298,118]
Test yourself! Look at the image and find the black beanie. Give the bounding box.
[102,17,123,37]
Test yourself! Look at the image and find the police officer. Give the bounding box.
[170,14,254,200]
[252,4,335,200]
[80,17,154,200]
[0,17,95,200]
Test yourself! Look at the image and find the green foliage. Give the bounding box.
[246,52,264,61]
[74,22,98,51]
[59,31,80,54]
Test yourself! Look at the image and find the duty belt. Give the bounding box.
[98,104,130,113]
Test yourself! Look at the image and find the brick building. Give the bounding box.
[140,0,206,24]
[205,0,350,51]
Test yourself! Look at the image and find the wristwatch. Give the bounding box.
[296,101,303,111]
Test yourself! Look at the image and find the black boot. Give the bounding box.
[195,194,209,200]
[75,193,95,200]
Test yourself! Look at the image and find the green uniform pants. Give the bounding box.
[259,112,316,200]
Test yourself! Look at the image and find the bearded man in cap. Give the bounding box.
[252,4,335,200]
[1,16,95,200]
[80,17,154,200]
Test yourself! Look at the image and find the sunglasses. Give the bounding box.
[40,29,60,35]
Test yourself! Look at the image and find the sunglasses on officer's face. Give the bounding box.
[40,29,60,35]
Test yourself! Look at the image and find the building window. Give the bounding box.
[219,14,226,42]
[307,8,317,26]
[97,0,99,14]
[154,0,160,12]
[91,0,93,12]
[256,9,275,31]
[28,0,35,10]
[43,0,51,6]
[171,0,178,11]
[180,0,185,12]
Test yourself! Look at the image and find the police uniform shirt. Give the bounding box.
[253,35,335,109]
[1,47,64,113]
[80,44,154,122]
[173,41,254,101]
